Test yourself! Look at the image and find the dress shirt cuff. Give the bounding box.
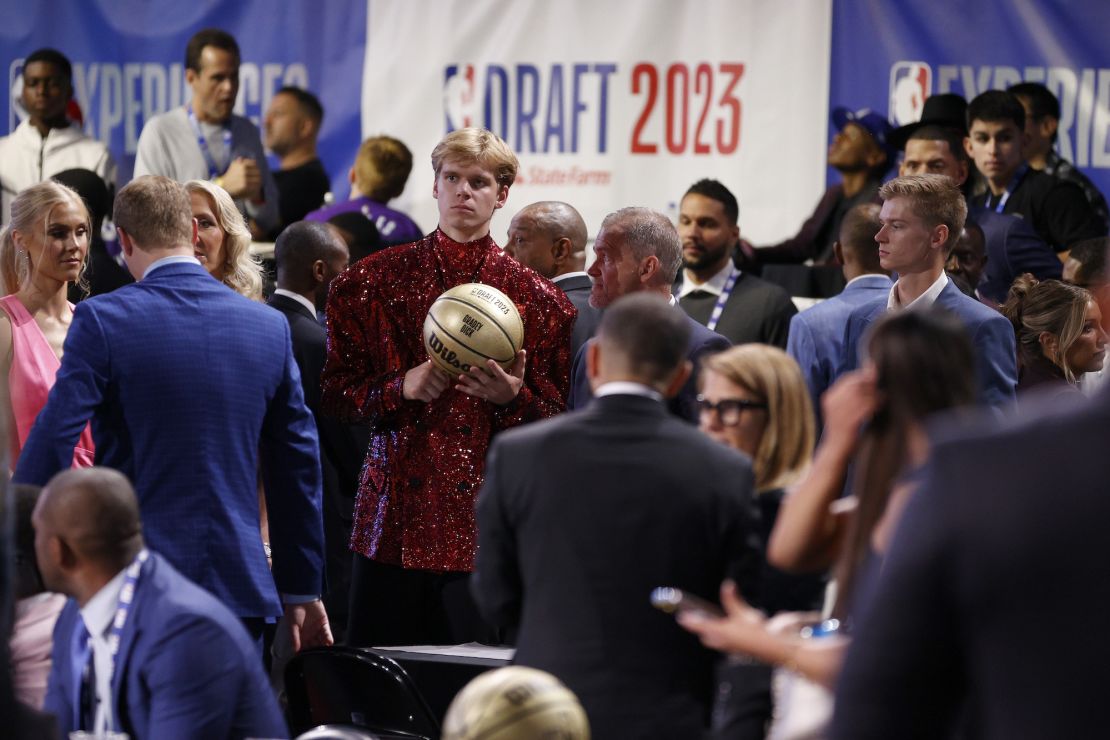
[281,593,320,605]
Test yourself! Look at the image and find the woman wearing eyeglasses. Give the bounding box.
[698,344,824,617]
[696,344,824,738]
[683,311,977,737]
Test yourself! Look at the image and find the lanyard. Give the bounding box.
[705,267,740,333]
[85,548,149,733]
[986,164,1027,214]
[186,105,233,180]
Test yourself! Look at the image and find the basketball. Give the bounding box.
[423,283,524,376]
[442,666,591,740]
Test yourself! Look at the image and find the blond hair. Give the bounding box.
[0,181,90,295]
[353,136,413,202]
[431,128,518,188]
[114,175,193,252]
[702,345,815,492]
[1001,274,1094,383]
[185,180,263,300]
[879,174,967,252]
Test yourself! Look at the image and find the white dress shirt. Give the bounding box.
[678,261,737,299]
[887,271,948,311]
[594,381,664,403]
[79,567,129,734]
[143,254,201,279]
[273,288,317,317]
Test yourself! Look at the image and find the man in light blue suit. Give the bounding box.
[38,468,288,739]
[787,203,892,419]
[839,175,1017,408]
[15,176,330,646]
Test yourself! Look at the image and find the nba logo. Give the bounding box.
[443,64,478,132]
[889,62,932,126]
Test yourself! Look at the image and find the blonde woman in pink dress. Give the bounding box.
[0,180,95,470]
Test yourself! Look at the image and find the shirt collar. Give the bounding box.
[143,254,201,279]
[679,261,737,298]
[273,288,317,317]
[594,381,664,403]
[552,270,589,285]
[845,273,890,289]
[79,566,129,638]
[888,271,949,311]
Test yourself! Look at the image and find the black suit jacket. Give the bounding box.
[473,393,762,739]
[970,168,1106,252]
[676,271,797,348]
[554,272,602,358]
[566,308,730,422]
[832,389,1108,739]
[268,294,368,604]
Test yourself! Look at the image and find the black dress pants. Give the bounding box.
[346,554,497,647]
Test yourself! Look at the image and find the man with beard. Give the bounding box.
[674,179,796,347]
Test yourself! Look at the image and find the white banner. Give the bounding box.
[362,0,831,245]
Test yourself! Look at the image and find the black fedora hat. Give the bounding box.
[889,93,969,150]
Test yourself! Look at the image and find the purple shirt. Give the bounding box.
[306,196,424,246]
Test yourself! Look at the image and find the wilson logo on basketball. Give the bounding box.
[423,283,524,377]
[427,331,472,372]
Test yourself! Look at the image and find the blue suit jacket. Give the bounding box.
[840,279,1017,408]
[45,552,288,740]
[567,309,730,423]
[972,207,1061,305]
[14,262,324,617]
[787,274,893,419]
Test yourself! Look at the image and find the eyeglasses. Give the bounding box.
[696,395,768,426]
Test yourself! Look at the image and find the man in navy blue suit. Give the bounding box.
[787,202,891,419]
[14,176,330,648]
[566,207,730,422]
[38,468,287,739]
[839,174,1017,407]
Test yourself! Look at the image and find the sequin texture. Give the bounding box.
[322,229,576,571]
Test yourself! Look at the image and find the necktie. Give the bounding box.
[73,617,94,731]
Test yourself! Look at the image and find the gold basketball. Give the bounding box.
[442,666,591,740]
[423,283,524,375]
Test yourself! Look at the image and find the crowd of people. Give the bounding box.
[2,24,1110,740]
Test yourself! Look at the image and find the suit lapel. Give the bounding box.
[934,279,961,310]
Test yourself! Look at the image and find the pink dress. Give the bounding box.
[1,294,95,470]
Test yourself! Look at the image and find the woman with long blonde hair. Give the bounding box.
[0,181,95,468]
[185,179,264,300]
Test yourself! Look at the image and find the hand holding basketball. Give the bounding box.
[456,350,526,404]
[423,283,524,376]
[403,360,451,403]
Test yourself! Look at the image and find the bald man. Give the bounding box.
[506,201,600,356]
[269,221,364,636]
[38,468,288,739]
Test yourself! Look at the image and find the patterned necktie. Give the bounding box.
[73,617,94,731]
